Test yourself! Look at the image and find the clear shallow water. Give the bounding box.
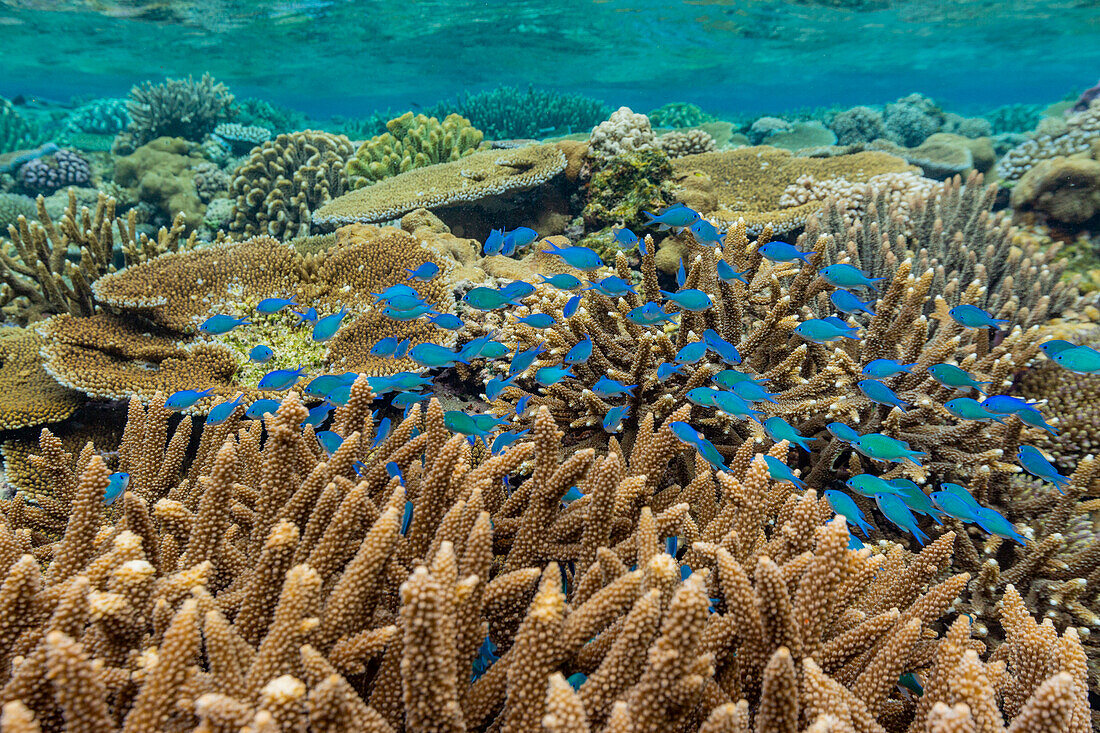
[0,0,1097,118]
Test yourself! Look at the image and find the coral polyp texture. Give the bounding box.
[996,100,1100,182]
[346,111,484,189]
[0,391,1089,732]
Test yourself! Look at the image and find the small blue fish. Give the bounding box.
[763,455,806,488]
[370,284,417,304]
[656,362,684,381]
[850,434,927,466]
[603,405,630,433]
[826,422,860,443]
[165,387,215,411]
[972,506,1027,545]
[945,398,1005,423]
[688,219,722,245]
[1017,445,1069,492]
[626,303,678,325]
[540,242,604,270]
[731,381,779,404]
[302,402,335,428]
[292,307,319,325]
[372,417,392,448]
[538,273,584,290]
[676,260,687,289]
[858,379,909,411]
[1015,407,1058,436]
[256,297,298,314]
[406,262,440,281]
[483,228,505,256]
[825,489,874,537]
[443,411,496,441]
[485,374,516,401]
[371,337,400,357]
[846,474,900,498]
[562,486,584,504]
[1053,345,1100,374]
[794,318,860,344]
[979,395,1035,415]
[660,289,713,312]
[478,341,509,361]
[861,359,916,379]
[1039,340,1076,358]
[429,313,464,330]
[686,387,719,407]
[325,385,353,406]
[875,493,929,546]
[104,472,129,506]
[592,376,634,398]
[409,343,469,369]
[940,482,979,510]
[703,329,741,366]
[565,337,593,365]
[758,241,812,264]
[612,227,638,249]
[712,370,767,389]
[585,276,636,298]
[927,364,991,394]
[514,395,533,418]
[382,294,431,312]
[391,391,430,409]
[249,345,274,363]
[509,344,546,375]
[245,398,282,420]
[258,366,307,391]
[712,391,764,421]
[819,264,883,291]
[563,294,582,318]
[764,416,813,452]
[716,259,750,285]
[315,430,344,455]
[502,227,538,256]
[668,422,727,473]
[199,314,249,335]
[206,393,245,425]
[930,491,979,523]
[499,281,537,300]
[535,366,574,386]
[676,341,708,365]
[382,372,434,392]
[400,500,414,535]
[517,313,556,328]
[642,204,700,231]
[382,305,436,320]
[830,289,877,316]
[464,287,520,311]
[886,479,942,524]
[949,304,1008,330]
[491,429,530,454]
[304,373,357,399]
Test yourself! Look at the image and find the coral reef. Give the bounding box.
[588,107,658,159]
[873,133,996,179]
[883,93,944,147]
[191,162,230,203]
[669,147,917,235]
[346,112,483,189]
[313,144,567,228]
[0,98,42,154]
[60,98,130,137]
[996,100,1100,182]
[765,121,838,151]
[657,129,717,158]
[211,123,273,154]
[113,137,205,229]
[829,105,887,145]
[228,131,355,239]
[15,150,92,195]
[1011,152,1100,227]
[1016,362,1100,471]
[583,149,674,230]
[0,193,36,231]
[984,103,1045,134]
[647,102,716,129]
[427,85,611,139]
[0,326,83,430]
[230,97,307,135]
[126,74,234,146]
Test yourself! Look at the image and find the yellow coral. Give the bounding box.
[0,327,83,430]
[346,112,483,189]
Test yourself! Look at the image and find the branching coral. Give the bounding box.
[126,74,234,146]
[0,391,1086,731]
[648,103,715,130]
[0,98,42,154]
[346,112,483,189]
[228,131,355,239]
[427,85,611,139]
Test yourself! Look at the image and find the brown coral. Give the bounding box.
[0,327,82,431]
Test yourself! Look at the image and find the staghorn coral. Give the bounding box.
[0,327,83,431]
[228,131,355,239]
[427,85,611,140]
[312,144,567,228]
[657,129,717,158]
[996,100,1100,182]
[1015,361,1100,471]
[669,147,918,235]
[0,391,1086,731]
[346,112,484,189]
[126,74,234,146]
[588,107,658,159]
[648,103,715,130]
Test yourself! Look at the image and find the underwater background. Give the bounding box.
[1,1,1100,732]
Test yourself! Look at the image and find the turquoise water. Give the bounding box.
[1,0,1097,117]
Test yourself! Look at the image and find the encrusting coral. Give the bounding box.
[0,388,1088,731]
[346,111,484,189]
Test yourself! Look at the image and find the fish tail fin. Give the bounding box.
[641,210,657,225]
[913,526,930,546]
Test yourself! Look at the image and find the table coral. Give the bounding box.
[313,144,567,228]
[0,392,1087,731]
[0,327,83,431]
[346,112,483,189]
[669,146,917,235]
[228,130,355,239]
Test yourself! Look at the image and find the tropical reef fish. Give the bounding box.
[565,337,593,365]
[875,493,929,546]
[794,318,859,344]
[104,472,129,506]
[763,416,812,452]
[406,262,440,281]
[509,343,545,375]
[703,329,741,365]
[845,474,899,498]
[763,455,806,488]
[642,203,700,231]
[758,241,812,264]
[248,345,274,363]
[304,373,357,399]
[206,393,245,425]
[535,366,574,386]
[408,343,469,369]
[825,489,874,537]
[945,397,1004,423]
[255,297,298,314]
[491,429,529,454]
[713,391,764,421]
[858,379,909,411]
[199,314,249,335]
[292,307,319,325]
[165,387,214,411]
[1015,407,1058,436]
[303,402,335,427]
[686,387,719,408]
[517,313,555,328]
[502,227,538,255]
[887,479,942,524]
[612,227,638,249]
[540,242,604,270]
[688,219,721,245]
[538,273,584,290]
[927,363,991,394]
[592,376,634,398]
[949,304,1008,330]
[731,381,779,404]
[429,313,464,330]
[930,491,979,523]
[1053,345,1100,374]
[483,228,505,256]
[675,341,707,365]
[315,430,344,455]
[1016,445,1069,492]
[972,506,1027,545]
[716,259,749,285]
[656,362,683,381]
[712,369,766,389]
[603,405,630,433]
[463,287,520,311]
[819,264,883,291]
[626,303,678,325]
[370,284,417,303]
[826,421,860,443]
[485,374,516,401]
[669,421,727,472]
[1039,339,1076,358]
[245,398,282,420]
[850,433,927,466]
[258,366,307,391]
[382,304,435,320]
[563,294,582,318]
[661,288,713,312]
[442,411,497,442]
[830,289,876,316]
[861,359,915,379]
[586,276,636,298]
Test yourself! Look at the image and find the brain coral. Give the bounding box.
[0,326,83,430]
[228,130,355,239]
[669,146,917,234]
[346,112,483,189]
[313,144,566,227]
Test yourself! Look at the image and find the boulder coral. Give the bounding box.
[113,137,205,228]
[1011,154,1100,227]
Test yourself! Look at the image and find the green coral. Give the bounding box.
[426,85,610,139]
[0,193,36,230]
[647,102,715,129]
[346,112,483,189]
[582,148,674,230]
[0,98,42,154]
